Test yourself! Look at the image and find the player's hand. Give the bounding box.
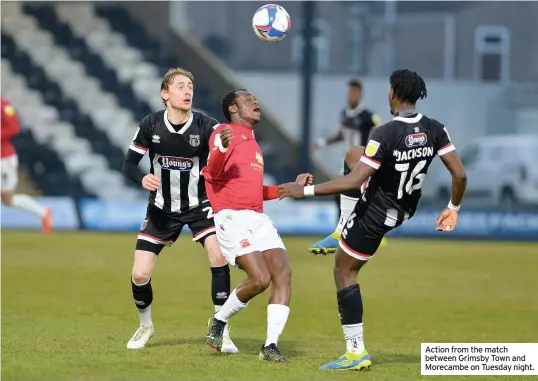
[436,208,458,232]
[221,125,234,148]
[278,182,305,199]
[142,174,160,191]
[295,173,313,186]
[310,143,318,153]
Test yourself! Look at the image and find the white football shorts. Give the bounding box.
[1,155,18,192]
[214,209,286,266]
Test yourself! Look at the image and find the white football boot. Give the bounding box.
[221,324,239,353]
[127,325,155,349]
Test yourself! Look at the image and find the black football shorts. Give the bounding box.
[136,201,216,255]
[339,203,402,261]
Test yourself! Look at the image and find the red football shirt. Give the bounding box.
[1,97,20,158]
[201,123,278,213]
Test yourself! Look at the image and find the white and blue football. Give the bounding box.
[252,4,291,43]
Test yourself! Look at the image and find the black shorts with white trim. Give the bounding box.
[136,202,216,255]
[339,202,403,261]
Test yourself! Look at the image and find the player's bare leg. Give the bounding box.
[259,248,291,363]
[204,235,238,353]
[1,190,52,235]
[207,252,271,351]
[320,247,371,370]
[127,250,157,349]
[310,146,365,255]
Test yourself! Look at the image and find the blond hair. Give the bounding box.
[160,68,195,104]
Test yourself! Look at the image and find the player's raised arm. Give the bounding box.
[435,125,467,232]
[203,125,233,178]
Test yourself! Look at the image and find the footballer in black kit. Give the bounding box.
[309,79,383,255]
[126,109,218,251]
[340,111,455,257]
[278,69,467,370]
[312,79,382,151]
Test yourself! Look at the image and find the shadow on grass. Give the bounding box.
[373,351,421,365]
[148,337,306,357]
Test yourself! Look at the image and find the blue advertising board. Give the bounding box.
[3,197,537,241]
[77,198,339,235]
[78,198,147,231]
[0,197,79,230]
[389,207,538,241]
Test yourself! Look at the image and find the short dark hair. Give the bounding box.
[389,69,427,104]
[347,78,362,89]
[221,89,247,122]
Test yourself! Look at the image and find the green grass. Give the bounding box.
[2,231,537,380]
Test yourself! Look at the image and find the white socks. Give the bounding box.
[138,305,153,328]
[343,323,365,353]
[214,289,247,323]
[11,194,47,217]
[265,304,290,347]
[214,305,230,337]
[335,195,359,234]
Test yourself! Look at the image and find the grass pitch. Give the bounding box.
[2,231,537,381]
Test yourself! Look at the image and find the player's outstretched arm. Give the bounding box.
[436,150,467,232]
[264,173,313,201]
[312,128,344,152]
[278,163,375,199]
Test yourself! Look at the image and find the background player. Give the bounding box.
[309,79,383,254]
[122,68,237,353]
[278,69,467,370]
[1,97,52,234]
[202,89,312,363]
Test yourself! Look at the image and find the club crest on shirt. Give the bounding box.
[255,152,264,165]
[365,140,380,157]
[3,105,15,117]
[189,134,200,147]
[140,219,148,231]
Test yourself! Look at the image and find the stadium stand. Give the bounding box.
[94,5,221,119]
[2,37,94,199]
[1,2,285,198]
[95,5,294,183]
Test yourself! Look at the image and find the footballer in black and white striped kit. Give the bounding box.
[122,68,238,353]
[128,109,216,233]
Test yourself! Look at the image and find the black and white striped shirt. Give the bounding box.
[127,110,219,213]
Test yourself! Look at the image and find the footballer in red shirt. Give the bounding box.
[1,97,52,234]
[201,89,312,363]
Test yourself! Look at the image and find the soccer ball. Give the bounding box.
[252,4,291,43]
